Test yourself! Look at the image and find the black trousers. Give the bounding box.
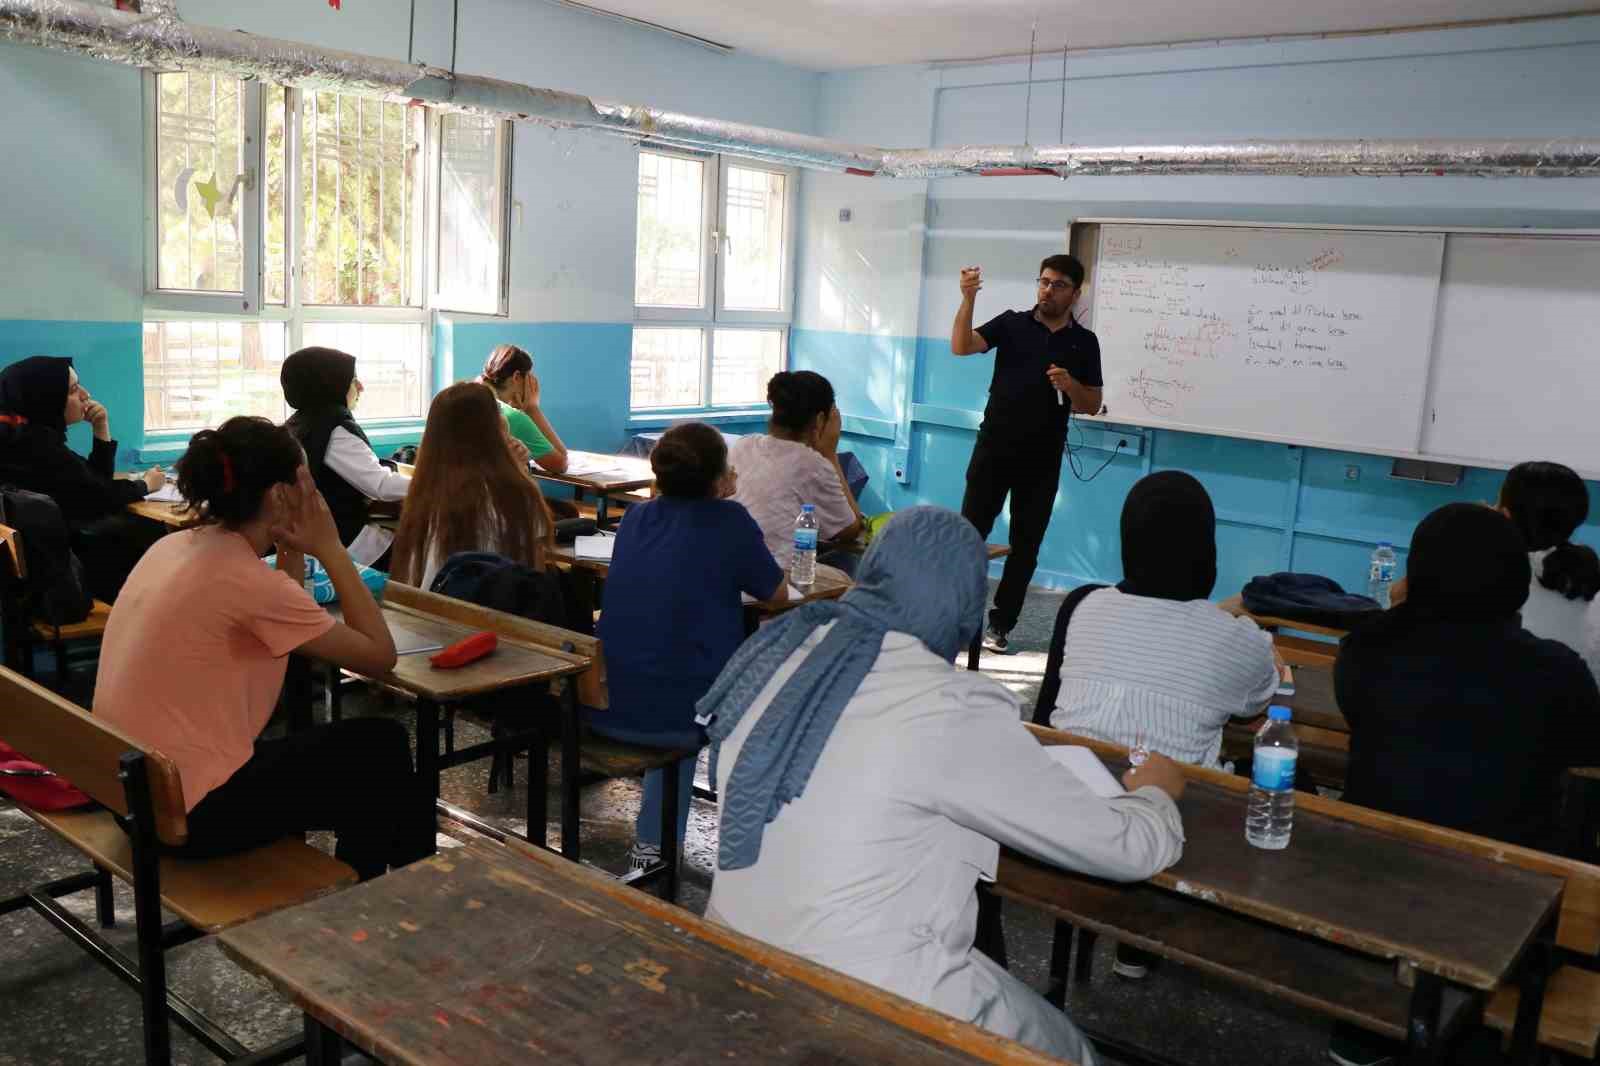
[173,717,433,881]
[960,431,1064,634]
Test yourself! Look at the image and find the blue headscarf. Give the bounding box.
[695,506,988,871]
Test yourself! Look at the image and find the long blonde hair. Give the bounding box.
[390,382,552,586]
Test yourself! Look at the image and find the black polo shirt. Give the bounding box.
[975,308,1102,443]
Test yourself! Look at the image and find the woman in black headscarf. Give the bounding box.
[280,347,410,565]
[0,356,168,600]
[1337,502,1600,851]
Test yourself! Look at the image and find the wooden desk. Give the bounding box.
[745,564,852,631]
[219,837,1061,1066]
[533,451,654,526]
[316,583,594,860]
[1220,593,1347,668]
[1222,665,1352,788]
[994,730,1562,1062]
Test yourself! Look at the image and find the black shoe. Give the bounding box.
[982,625,1012,654]
[1112,943,1157,980]
[1327,1022,1401,1066]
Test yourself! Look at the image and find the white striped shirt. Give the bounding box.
[1049,588,1278,768]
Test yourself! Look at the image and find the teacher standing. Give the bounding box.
[952,254,1103,654]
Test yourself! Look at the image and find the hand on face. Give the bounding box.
[522,371,542,410]
[716,465,739,499]
[269,466,343,558]
[816,405,843,455]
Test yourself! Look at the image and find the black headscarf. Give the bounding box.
[0,355,72,435]
[280,347,356,414]
[1118,470,1217,601]
[1403,502,1530,623]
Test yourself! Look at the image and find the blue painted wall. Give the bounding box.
[794,17,1600,598]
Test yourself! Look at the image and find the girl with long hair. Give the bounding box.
[389,381,554,589]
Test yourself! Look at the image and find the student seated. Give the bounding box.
[1331,502,1600,1064]
[388,381,554,590]
[702,506,1186,1064]
[728,370,864,577]
[93,416,433,881]
[1041,471,1279,767]
[479,344,569,475]
[1499,461,1600,680]
[591,422,782,872]
[280,347,410,567]
[0,355,167,601]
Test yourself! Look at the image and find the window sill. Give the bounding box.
[626,409,770,430]
[136,421,426,464]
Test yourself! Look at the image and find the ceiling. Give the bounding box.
[565,0,1594,70]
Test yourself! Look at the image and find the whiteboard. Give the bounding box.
[1089,224,1445,454]
[1423,235,1600,478]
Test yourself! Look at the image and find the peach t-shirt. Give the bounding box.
[94,526,335,810]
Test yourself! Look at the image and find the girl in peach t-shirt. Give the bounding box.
[95,416,431,880]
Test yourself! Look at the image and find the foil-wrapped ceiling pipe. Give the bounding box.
[3,0,1599,179]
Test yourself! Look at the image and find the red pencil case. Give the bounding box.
[430,632,497,669]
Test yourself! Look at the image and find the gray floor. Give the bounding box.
[0,582,1459,1065]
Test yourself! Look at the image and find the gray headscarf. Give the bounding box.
[695,506,988,870]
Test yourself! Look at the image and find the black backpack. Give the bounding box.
[429,551,593,635]
[0,486,93,626]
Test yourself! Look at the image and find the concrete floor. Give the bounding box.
[0,582,1498,1065]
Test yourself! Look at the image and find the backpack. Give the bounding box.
[0,486,93,626]
[429,551,593,635]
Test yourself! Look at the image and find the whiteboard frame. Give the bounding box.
[1069,217,1600,471]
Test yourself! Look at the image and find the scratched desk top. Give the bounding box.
[218,838,1060,1066]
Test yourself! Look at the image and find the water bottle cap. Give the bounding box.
[1376,541,1392,548]
[801,504,815,512]
[1267,705,1292,721]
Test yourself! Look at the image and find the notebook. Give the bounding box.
[741,584,804,605]
[573,535,615,561]
[326,606,445,656]
[1043,745,1125,798]
[563,454,623,478]
[145,482,185,504]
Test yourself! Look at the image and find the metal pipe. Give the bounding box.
[2,0,1598,179]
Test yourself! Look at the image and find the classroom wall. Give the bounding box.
[0,0,820,461]
[792,16,1600,599]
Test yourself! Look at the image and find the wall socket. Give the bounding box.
[1345,465,1361,482]
[892,445,911,484]
[838,208,852,223]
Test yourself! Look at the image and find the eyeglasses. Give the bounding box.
[1037,278,1076,293]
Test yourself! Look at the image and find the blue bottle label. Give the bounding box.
[794,529,818,552]
[1252,747,1297,791]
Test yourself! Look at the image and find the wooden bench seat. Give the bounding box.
[26,807,354,934]
[1273,633,1339,669]
[580,730,696,778]
[996,851,1474,1042]
[28,597,112,642]
[1484,965,1600,1058]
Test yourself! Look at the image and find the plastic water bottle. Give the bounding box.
[792,504,818,589]
[1368,541,1398,608]
[1245,706,1298,850]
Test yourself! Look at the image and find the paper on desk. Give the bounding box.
[145,482,185,503]
[740,584,804,605]
[327,605,444,656]
[1043,745,1125,798]
[574,535,614,561]
[563,453,623,478]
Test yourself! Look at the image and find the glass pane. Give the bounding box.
[721,166,787,311]
[264,84,287,305]
[635,151,706,309]
[142,320,289,431]
[300,322,427,420]
[630,328,704,409]
[300,91,423,307]
[712,329,784,406]
[437,114,505,314]
[155,72,246,293]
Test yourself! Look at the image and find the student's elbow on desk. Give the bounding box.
[299,624,398,679]
[535,451,568,475]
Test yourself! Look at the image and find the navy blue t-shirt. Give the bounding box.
[976,308,1102,443]
[596,496,782,737]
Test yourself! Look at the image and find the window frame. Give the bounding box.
[142,75,516,437]
[429,110,514,317]
[630,146,796,413]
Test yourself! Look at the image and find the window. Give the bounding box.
[144,75,512,433]
[631,149,794,412]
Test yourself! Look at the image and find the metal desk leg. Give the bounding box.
[527,713,549,851]
[967,630,982,671]
[303,1015,345,1066]
[415,698,440,856]
[1405,971,1444,1062]
[1509,932,1553,1064]
[596,493,610,527]
[560,682,581,861]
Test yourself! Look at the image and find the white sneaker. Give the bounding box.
[627,842,662,874]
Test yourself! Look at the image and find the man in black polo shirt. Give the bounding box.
[952,254,1103,653]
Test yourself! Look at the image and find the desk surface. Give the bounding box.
[126,497,192,530]
[1219,594,1351,640]
[534,450,655,494]
[219,838,1059,1066]
[1017,734,1561,991]
[358,600,586,702]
